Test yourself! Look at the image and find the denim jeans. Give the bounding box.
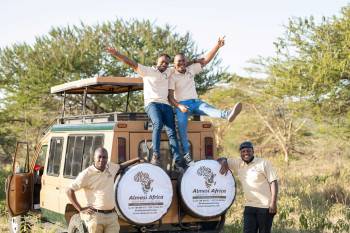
[175,99,228,155]
[145,102,181,162]
[243,206,275,233]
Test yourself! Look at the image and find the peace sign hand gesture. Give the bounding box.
[217,36,225,48]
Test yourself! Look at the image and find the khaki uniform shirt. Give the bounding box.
[168,63,202,101]
[136,64,172,106]
[228,157,278,208]
[69,163,120,210]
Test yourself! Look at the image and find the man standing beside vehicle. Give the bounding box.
[218,141,279,233]
[106,48,185,170]
[66,147,139,233]
[168,37,242,165]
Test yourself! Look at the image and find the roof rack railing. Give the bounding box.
[57,112,149,124]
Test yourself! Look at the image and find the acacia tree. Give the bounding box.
[254,6,350,117]
[0,19,225,161]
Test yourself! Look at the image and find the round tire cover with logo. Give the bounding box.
[115,163,173,225]
[180,160,236,218]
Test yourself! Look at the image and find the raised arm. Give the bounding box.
[197,37,225,67]
[106,47,138,70]
[168,89,188,113]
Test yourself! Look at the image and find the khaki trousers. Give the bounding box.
[80,212,120,233]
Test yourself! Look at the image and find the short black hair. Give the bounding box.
[239,141,254,151]
[158,53,171,60]
[175,53,186,57]
[94,147,108,157]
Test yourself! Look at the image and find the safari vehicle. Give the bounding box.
[5,76,229,233]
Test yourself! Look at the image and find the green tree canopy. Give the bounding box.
[257,6,350,116]
[0,19,225,160]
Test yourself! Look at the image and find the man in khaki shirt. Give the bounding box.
[168,37,242,165]
[106,48,184,170]
[219,141,279,233]
[66,147,139,233]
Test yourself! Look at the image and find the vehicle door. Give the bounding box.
[6,142,33,216]
[40,137,64,213]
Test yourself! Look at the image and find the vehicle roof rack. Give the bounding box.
[51,76,143,94]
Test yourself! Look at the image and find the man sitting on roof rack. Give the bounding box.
[107,47,186,170]
[168,36,242,165]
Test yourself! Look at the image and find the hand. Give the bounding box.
[269,202,277,214]
[106,47,118,56]
[217,36,225,48]
[178,104,188,113]
[217,157,229,175]
[80,206,95,215]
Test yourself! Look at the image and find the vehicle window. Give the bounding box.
[63,137,75,176]
[64,135,104,178]
[138,140,176,171]
[82,135,103,170]
[47,138,64,176]
[138,140,193,171]
[82,136,93,170]
[34,145,47,175]
[72,136,84,177]
[13,142,29,174]
[37,145,48,166]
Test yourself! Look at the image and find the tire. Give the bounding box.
[8,215,32,233]
[67,214,87,233]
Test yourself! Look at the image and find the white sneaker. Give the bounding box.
[227,102,242,122]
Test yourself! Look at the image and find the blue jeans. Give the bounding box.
[145,102,181,162]
[176,99,228,155]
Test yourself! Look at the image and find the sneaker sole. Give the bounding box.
[228,102,242,122]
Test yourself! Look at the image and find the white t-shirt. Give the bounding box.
[168,63,202,101]
[136,64,172,106]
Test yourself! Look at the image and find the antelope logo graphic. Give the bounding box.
[134,171,154,194]
[197,166,216,189]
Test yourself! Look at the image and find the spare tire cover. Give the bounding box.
[115,163,173,224]
[180,160,236,218]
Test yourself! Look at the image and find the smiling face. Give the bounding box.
[156,55,170,72]
[240,147,254,163]
[174,54,187,73]
[94,148,108,171]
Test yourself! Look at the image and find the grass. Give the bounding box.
[222,152,350,233]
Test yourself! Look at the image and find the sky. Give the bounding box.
[1,0,349,77]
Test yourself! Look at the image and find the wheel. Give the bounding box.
[67,214,87,233]
[8,215,32,233]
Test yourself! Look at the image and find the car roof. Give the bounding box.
[50,76,143,94]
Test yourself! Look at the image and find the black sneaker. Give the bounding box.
[150,154,161,166]
[174,162,185,173]
[183,153,195,166]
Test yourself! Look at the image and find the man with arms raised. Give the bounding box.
[218,141,279,233]
[106,48,184,170]
[168,37,242,165]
